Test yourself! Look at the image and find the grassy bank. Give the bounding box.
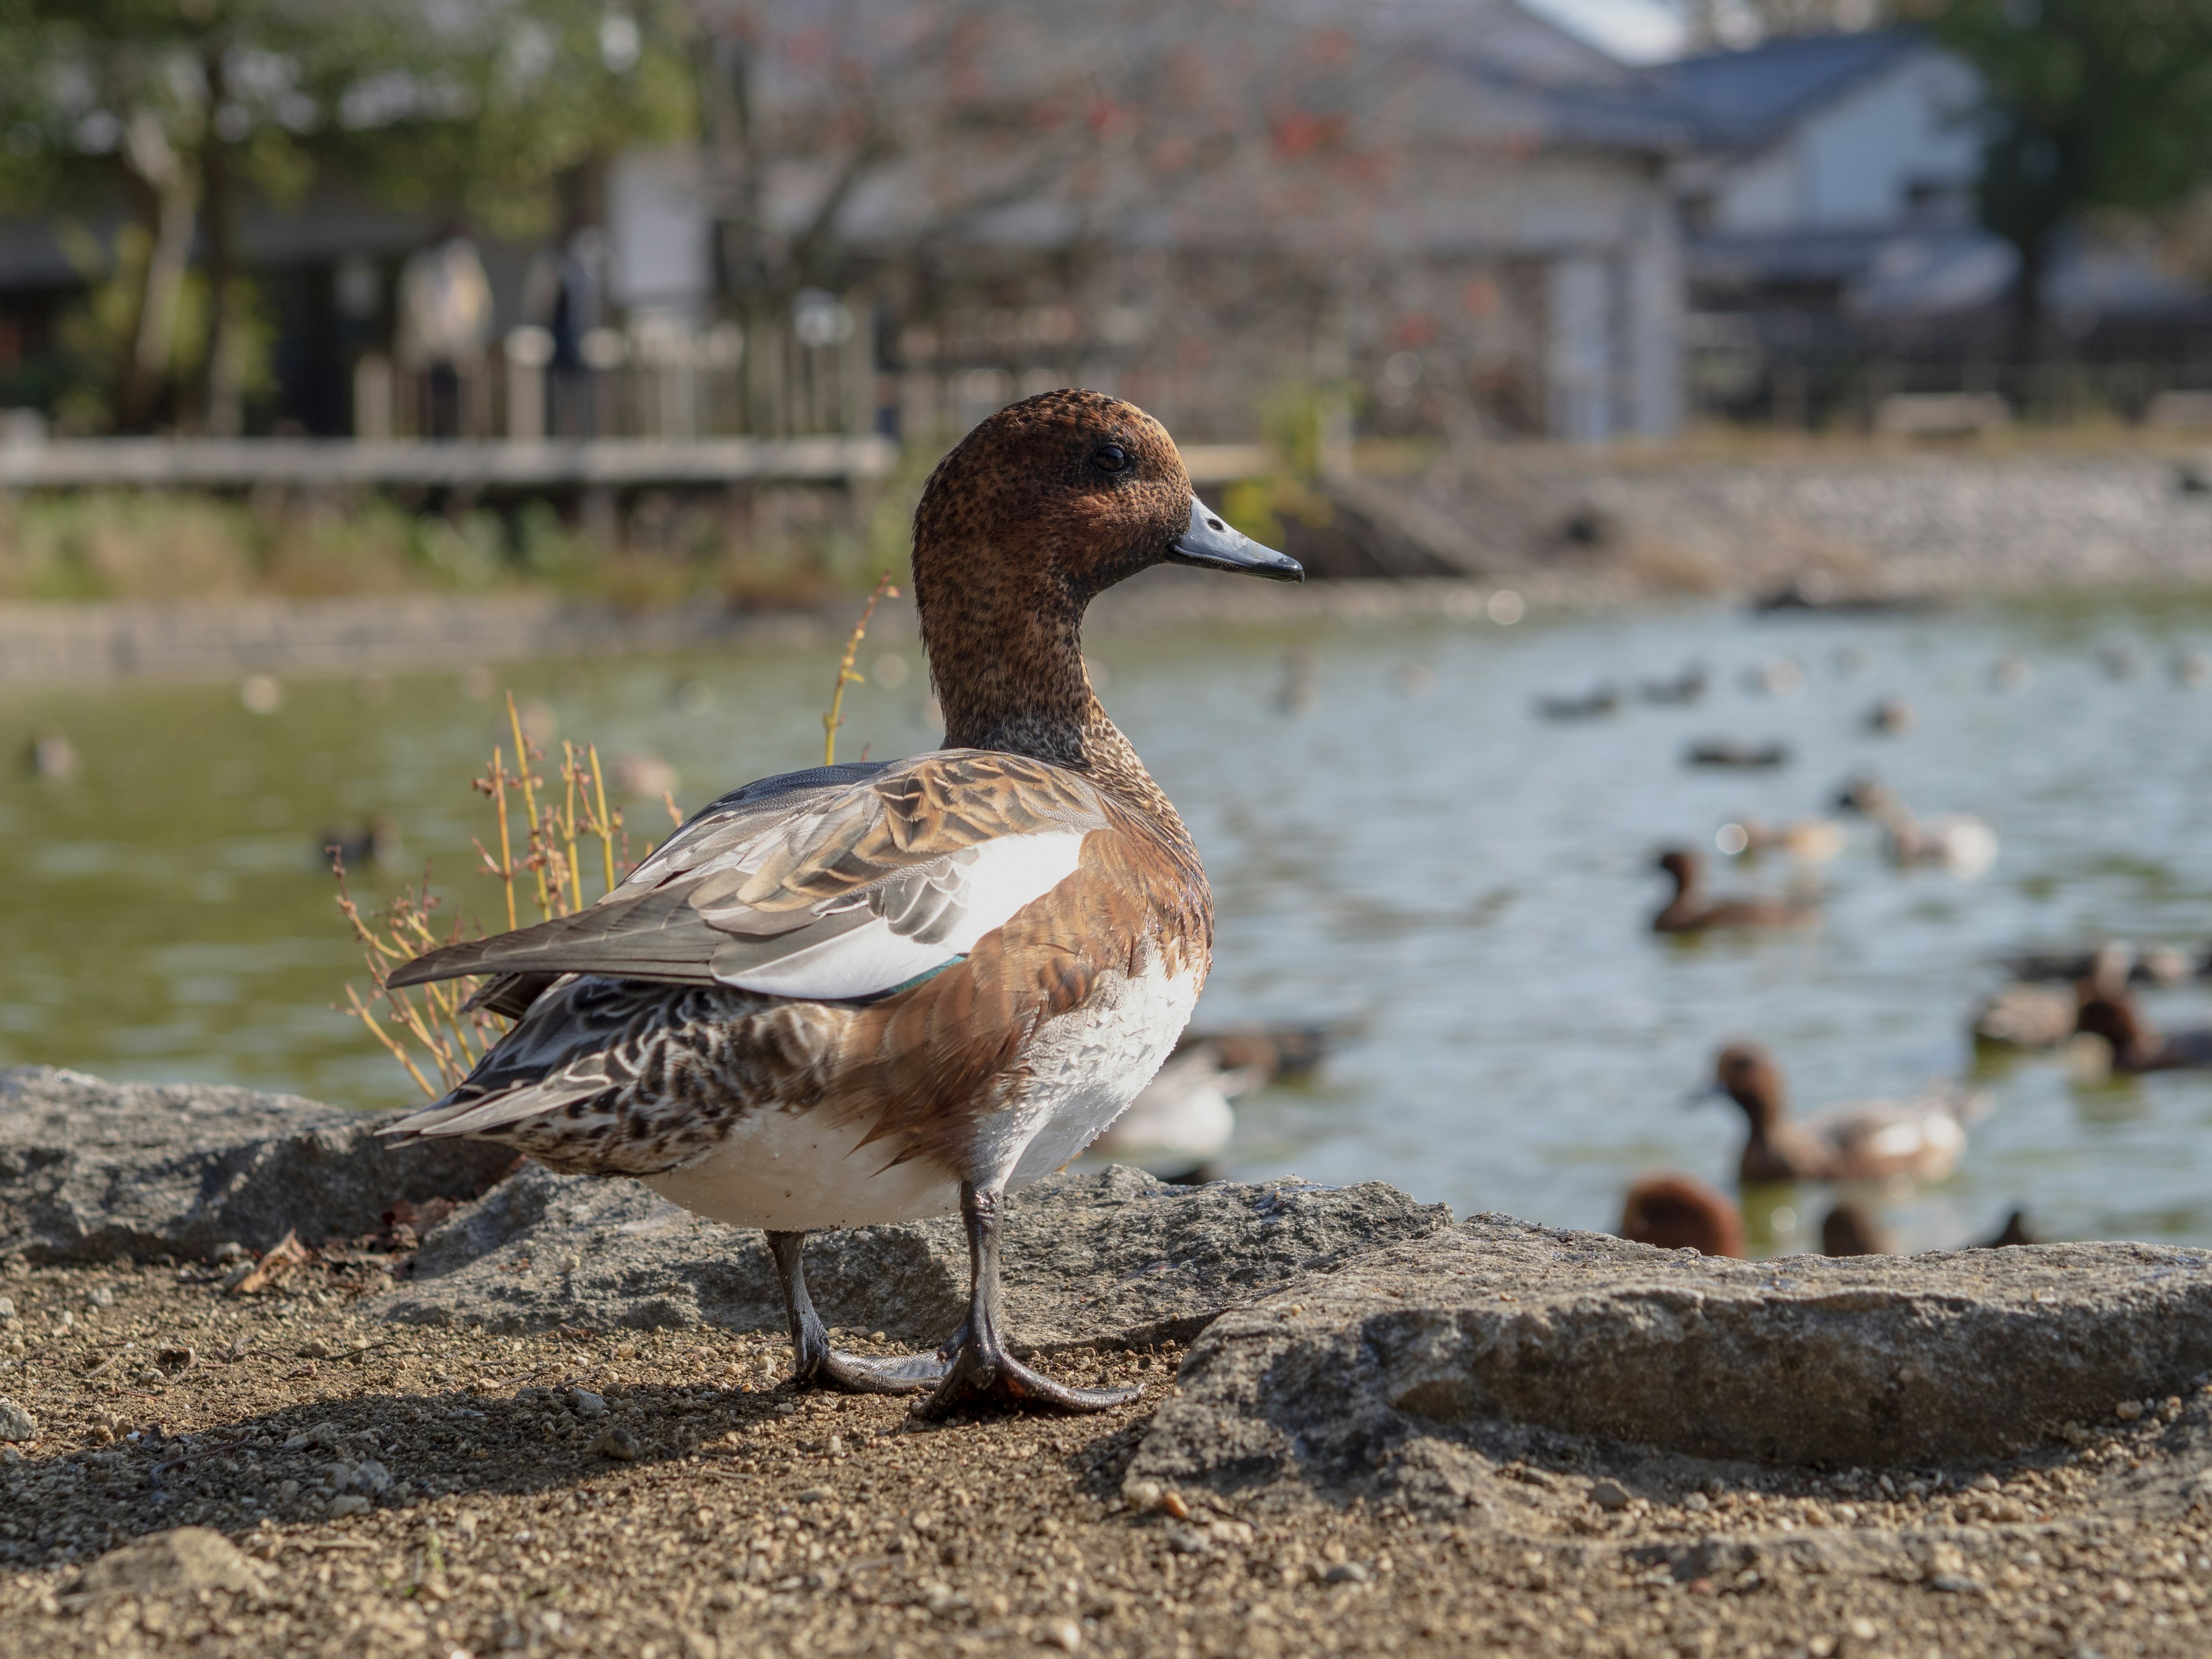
[0,479,925,608]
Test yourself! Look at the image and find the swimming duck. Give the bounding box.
[1088,1024,1332,1183]
[2072,984,2212,1074]
[1534,685,1620,721]
[1618,1172,1744,1257]
[1818,1201,1892,1256]
[2003,942,2200,986]
[1832,772,1997,877]
[381,390,1302,1416]
[1865,698,1915,735]
[320,813,403,870]
[1651,850,1818,934]
[1714,817,1846,863]
[1637,664,1707,706]
[1881,810,1998,878]
[1685,740,1790,770]
[1978,1209,2040,1248]
[1710,1043,1981,1187]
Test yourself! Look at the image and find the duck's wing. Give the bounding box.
[387,750,1112,1007]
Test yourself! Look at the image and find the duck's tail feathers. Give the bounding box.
[381,1071,611,1142]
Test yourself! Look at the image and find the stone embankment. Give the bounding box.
[6,1066,2212,1656]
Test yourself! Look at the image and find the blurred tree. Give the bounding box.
[1901,0,2212,357]
[0,0,694,433]
[690,1,1122,427]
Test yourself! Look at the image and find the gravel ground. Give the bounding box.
[4,1254,2212,1658]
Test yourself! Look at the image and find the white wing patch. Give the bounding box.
[714,829,1089,1001]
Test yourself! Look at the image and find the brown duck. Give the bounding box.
[1652,849,1818,934]
[1712,1043,1979,1187]
[1618,1172,1745,1257]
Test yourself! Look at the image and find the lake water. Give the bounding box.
[9,591,2212,1252]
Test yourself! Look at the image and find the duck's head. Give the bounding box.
[912,389,1300,759]
[1619,1172,1745,1258]
[2074,982,2149,1057]
[1655,847,1700,888]
[1713,1041,1786,1126]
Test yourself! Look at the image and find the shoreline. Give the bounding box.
[11,444,2212,687]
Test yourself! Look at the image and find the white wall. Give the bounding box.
[1713,46,1982,235]
[608,147,712,316]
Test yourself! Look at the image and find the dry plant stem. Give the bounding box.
[591,749,618,893]
[332,684,687,1100]
[506,695,552,919]
[823,572,900,766]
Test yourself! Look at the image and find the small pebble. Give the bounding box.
[1589,1479,1633,1512]
[86,1286,113,1308]
[1160,1491,1191,1520]
[569,1388,608,1417]
[156,1344,195,1374]
[327,1494,372,1518]
[1040,1616,1082,1651]
[0,1296,14,1322]
[0,1396,35,1442]
[1322,1561,1370,1585]
[2116,1400,2144,1422]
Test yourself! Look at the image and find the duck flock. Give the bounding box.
[1112,623,2212,1262]
[1552,639,2212,1262]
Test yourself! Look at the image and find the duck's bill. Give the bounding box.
[1165,496,1304,582]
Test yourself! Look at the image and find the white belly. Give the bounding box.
[639,955,1199,1232]
[641,1109,960,1232]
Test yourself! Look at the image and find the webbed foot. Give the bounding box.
[915,1341,1139,1418]
[799,1347,948,1396]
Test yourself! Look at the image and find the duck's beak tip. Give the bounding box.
[1166,495,1303,583]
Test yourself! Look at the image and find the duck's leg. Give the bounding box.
[914,1184,1142,1418]
[766,1230,946,1395]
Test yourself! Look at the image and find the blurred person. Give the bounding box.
[397,230,495,438]
[524,226,611,438]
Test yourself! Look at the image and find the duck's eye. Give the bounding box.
[1092,444,1130,474]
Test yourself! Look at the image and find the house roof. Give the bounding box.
[1645,28,1934,151]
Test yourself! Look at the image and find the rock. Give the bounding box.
[0,1396,33,1441]
[1588,1479,1633,1511]
[0,1067,516,1262]
[65,1527,260,1600]
[568,1388,608,1417]
[589,1426,641,1461]
[377,1162,1450,1350]
[1131,1218,2212,1498]
[326,1494,372,1518]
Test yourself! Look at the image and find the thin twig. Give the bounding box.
[824,572,899,765]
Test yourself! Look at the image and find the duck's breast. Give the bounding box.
[1003,942,1206,1187]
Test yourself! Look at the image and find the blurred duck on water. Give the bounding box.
[1618,1173,1744,1257]
[1819,1201,1892,1256]
[1714,816,1846,863]
[1833,772,1997,878]
[1651,849,1819,934]
[1637,664,1707,706]
[1088,1025,1334,1184]
[1708,1043,1983,1187]
[2071,985,2212,1075]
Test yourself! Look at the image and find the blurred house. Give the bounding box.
[1651,28,2212,421]
[0,0,1702,448]
[617,0,1697,445]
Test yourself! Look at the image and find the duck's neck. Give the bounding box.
[923,582,1185,831]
